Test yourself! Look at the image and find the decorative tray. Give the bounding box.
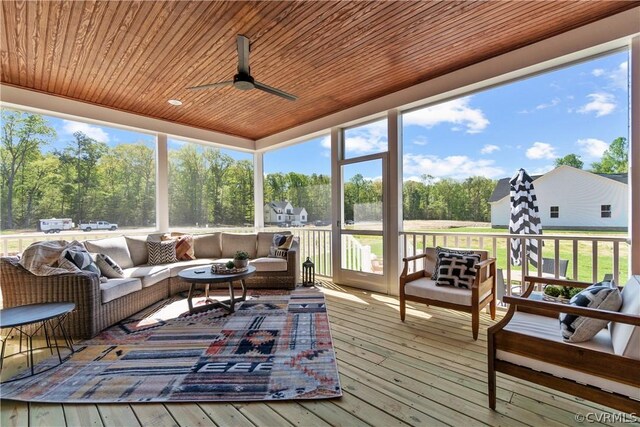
[210,265,249,274]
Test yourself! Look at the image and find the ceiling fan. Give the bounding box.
[187,35,297,101]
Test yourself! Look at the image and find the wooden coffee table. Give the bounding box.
[0,302,75,382]
[178,265,256,313]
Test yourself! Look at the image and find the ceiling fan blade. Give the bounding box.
[254,81,297,101]
[237,35,250,74]
[187,81,233,90]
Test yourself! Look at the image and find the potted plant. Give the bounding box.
[225,260,235,270]
[233,250,249,269]
[543,285,580,303]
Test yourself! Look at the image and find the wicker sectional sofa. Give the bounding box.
[0,231,300,339]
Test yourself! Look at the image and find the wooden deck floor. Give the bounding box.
[0,280,628,427]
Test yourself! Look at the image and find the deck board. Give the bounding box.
[0,281,626,426]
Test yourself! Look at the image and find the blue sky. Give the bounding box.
[38,50,628,182]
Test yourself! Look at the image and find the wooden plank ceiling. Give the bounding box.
[1,1,638,141]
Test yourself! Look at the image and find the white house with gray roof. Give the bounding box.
[264,201,308,225]
[489,165,628,230]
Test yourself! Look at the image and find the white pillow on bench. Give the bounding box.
[609,276,640,359]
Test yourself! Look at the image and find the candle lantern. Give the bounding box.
[302,257,315,287]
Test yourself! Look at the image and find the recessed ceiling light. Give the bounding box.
[168,99,182,106]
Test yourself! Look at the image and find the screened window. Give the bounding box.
[550,206,559,218]
[601,205,612,218]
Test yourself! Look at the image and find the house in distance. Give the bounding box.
[489,165,628,231]
[264,201,308,226]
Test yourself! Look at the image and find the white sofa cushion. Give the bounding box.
[100,277,142,303]
[610,275,640,359]
[193,233,221,259]
[125,235,152,266]
[84,236,133,269]
[404,277,490,306]
[250,257,288,272]
[122,265,170,288]
[221,233,257,259]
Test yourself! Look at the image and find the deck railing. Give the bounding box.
[2,229,629,291]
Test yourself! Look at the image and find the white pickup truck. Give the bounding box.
[78,220,118,232]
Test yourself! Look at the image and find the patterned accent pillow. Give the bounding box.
[147,240,178,265]
[162,233,195,261]
[64,248,101,276]
[432,246,474,280]
[560,283,622,342]
[268,234,294,257]
[94,253,124,278]
[435,253,481,289]
[274,248,289,258]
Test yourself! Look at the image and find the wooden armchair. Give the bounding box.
[399,248,497,340]
[488,275,640,414]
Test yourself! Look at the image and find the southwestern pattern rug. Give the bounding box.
[1,287,342,402]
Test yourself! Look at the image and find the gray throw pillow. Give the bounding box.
[560,283,622,343]
[65,248,101,276]
[95,253,124,278]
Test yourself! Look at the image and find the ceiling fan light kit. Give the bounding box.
[188,35,297,101]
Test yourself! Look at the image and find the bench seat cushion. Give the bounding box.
[167,259,218,277]
[100,277,142,303]
[405,277,490,306]
[250,257,288,272]
[122,265,170,288]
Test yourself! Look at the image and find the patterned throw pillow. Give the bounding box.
[268,234,294,258]
[560,283,622,342]
[94,253,124,278]
[435,253,481,289]
[162,233,195,261]
[432,246,474,280]
[64,248,101,276]
[147,240,178,265]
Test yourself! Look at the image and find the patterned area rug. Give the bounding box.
[1,287,342,402]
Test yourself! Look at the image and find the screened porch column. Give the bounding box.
[631,35,640,275]
[254,151,265,230]
[387,109,402,296]
[156,133,169,232]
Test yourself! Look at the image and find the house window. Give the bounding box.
[601,205,612,218]
[550,206,559,218]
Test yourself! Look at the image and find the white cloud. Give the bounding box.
[591,68,605,77]
[403,97,489,134]
[411,135,429,146]
[403,153,504,180]
[609,62,628,90]
[535,97,560,110]
[480,144,500,154]
[576,138,608,158]
[577,92,616,117]
[526,142,557,160]
[62,120,110,142]
[528,165,554,175]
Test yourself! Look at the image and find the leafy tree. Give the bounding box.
[1,110,56,228]
[591,137,628,173]
[554,154,583,169]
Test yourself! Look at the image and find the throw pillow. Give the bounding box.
[560,283,623,343]
[64,248,101,276]
[147,240,178,265]
[432,246,474,280]
[94,253,124,278]
[162,233,195,261]
[268,234,294,257]
[435,253,481,289]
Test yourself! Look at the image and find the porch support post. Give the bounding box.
[631,36,640,275]
[254,152,264,230]
[331,127,342,283]
[387,109,402,295]
[156,133,169,232]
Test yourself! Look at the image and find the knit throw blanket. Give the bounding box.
[19,240,84,276]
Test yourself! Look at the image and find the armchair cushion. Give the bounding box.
[435,253,480,289]
[610,275,640,358]
[560,284,622,342]
[405,277,491,306]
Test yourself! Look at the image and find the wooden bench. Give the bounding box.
[488,275,640,413]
